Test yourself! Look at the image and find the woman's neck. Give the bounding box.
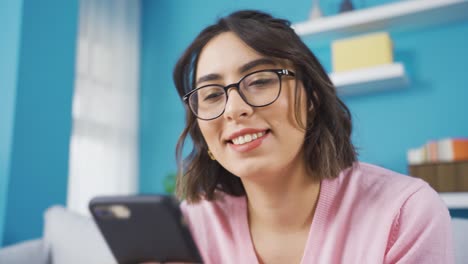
[242,164,321,233]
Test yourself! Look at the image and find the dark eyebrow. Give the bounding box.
[238,58,277,73]
[195,73,221,87]
[195,57,277,87]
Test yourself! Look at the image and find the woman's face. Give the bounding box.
[195,32,308,180]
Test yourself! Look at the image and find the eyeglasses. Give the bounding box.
[183,69,295,120]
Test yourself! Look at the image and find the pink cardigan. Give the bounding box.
[181,163,454,264]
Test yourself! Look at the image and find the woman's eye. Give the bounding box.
[203,92,223,101]
[248,78,275,87]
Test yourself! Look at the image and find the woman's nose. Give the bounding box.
[223,89,253,121]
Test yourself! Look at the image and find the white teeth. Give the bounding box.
[231,131,266,145]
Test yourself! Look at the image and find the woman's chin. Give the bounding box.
[232,166,277,182]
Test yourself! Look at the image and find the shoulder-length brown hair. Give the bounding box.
[173,10,357,203]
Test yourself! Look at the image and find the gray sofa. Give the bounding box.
[0,206,116,264]
[1,206,468,264]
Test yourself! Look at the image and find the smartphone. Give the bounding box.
[89,195,203,264]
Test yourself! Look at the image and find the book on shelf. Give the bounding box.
[407,138,468,165]
[438,138,468,162]
[427,141,439,163]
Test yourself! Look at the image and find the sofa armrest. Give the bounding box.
[0,239,49,264]
[453,218,468,264]
[43,206,116,264]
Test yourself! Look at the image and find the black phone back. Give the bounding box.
[89,195,203,264]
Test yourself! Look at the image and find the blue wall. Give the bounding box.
[140,0,468,197]
[0,0,24,247]
[0,0,79,246]
[340,22,468,173]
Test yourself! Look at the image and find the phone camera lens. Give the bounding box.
[95,207,113,219]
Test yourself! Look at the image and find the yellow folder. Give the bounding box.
[332,32,393,73]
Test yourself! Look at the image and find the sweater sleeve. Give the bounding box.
[384,183,454,264]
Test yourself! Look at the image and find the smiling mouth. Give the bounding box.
[228,130,269,145]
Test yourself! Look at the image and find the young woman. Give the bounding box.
[173,10,454,264]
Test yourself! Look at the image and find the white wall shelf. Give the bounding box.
[439,193,468,209]
[292,0,468,45]
[330,63,407,96]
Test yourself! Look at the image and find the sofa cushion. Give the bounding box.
[43,206,116,264]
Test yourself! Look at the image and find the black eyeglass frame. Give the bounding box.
[182,69,295,120]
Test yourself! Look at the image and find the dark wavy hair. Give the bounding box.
[173,10,357,203]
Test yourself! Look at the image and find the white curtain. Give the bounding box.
[67,0,140,215]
